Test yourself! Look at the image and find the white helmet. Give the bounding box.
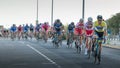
[88,17,93,22]
[79,18,84,22]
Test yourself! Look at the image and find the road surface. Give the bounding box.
[0,38,120,68]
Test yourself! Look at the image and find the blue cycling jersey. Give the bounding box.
[54,23,62,28]
[54,23,62,31]
[10,26,17,32]
[35,25,40,31]
[23,25,29,32]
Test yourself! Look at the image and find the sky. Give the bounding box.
[0,0,120,28]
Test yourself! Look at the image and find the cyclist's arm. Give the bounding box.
[103,22,107,36]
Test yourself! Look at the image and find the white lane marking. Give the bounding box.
[19,41,61,68]
[26,44,56,64]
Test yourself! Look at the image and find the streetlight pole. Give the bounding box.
[82,0,85,21]
[36,0,39,25]
[51,0,54,26]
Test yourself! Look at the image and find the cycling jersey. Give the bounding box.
[10,26,17,32]
[30,25,34,31]
[54,22,62,35]
[85,22,94,37]
[94,21,107,32]
[35,25,40,32]
[18,26,22,32]
[75,22,84,35]
[94,21,107,38]
[68,24,75,33]
[42,24,49,31]
[23,25,29,32]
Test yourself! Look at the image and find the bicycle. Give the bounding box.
[42,30,47,43]
[75,34,83,53]
[17,31,22,40]
[86,36,93,59]
[29,31,34,40]
[52,32,60,48]
[36,31,41,41]
[67,32,74,48]
[11,31,16,41]
[22,32,28,40]
[93,37,103,64]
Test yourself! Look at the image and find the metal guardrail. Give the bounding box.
[106,38,120,46]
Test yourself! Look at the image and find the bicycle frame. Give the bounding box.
[11,32,16,41]
[94,37,103,64]
[68,32,74,48]
[52,32,60,48]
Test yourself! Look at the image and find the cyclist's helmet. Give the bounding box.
[71,22,74,25]
[97,15,103,20]
[13,24,15,26]
[88,17,93,22]
[46,22,49,24]
[44,22,47,25]
[26,24,28,26]
[19,25,21,27]
[56,19,60,22]
[79,18,84,22]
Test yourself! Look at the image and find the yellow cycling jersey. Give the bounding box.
[94,21,107,32]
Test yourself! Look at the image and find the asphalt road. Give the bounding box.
[0,38,120,68]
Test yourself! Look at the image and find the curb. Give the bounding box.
[103,44,120,49]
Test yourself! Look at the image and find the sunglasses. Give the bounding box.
[98,19,102,22]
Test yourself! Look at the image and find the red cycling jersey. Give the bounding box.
[85,22,94,37]
[42,24,49,31]
[75,22,84,35]
[18,26,22,32]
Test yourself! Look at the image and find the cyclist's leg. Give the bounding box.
[96,31,104,64]
[80,35,82,48]
[17,31,20,39]
[58,31,62,43]
[45,30,47,40]
[67,30,72,45]
[88,36,93,58]
[75,35,79,52]
[92,38,95,52]
[98,42,102,63]
[85,36,88,55]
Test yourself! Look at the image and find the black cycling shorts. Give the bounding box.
[95,31,104,38]
[30,29,34,32]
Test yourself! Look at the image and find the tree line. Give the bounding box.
[106,12,120,35]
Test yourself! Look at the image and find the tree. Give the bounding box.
[106,13,120,35]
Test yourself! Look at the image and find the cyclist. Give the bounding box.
[93,15,107,64]
[67,22,75,46]
[29,23,34,39]
[23,24,29,39]
[10,24,17,39]
[10,24,17,33]
[75,18,85,52]
[17,25,22,39]
[23,24,29,31]
[84,17,94,56]
[30,23,34,33]
[53,19,63,45]
[21,24,25,38]
[42,22,50,32]
[35,23,41,40]
[41,22,50,41]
